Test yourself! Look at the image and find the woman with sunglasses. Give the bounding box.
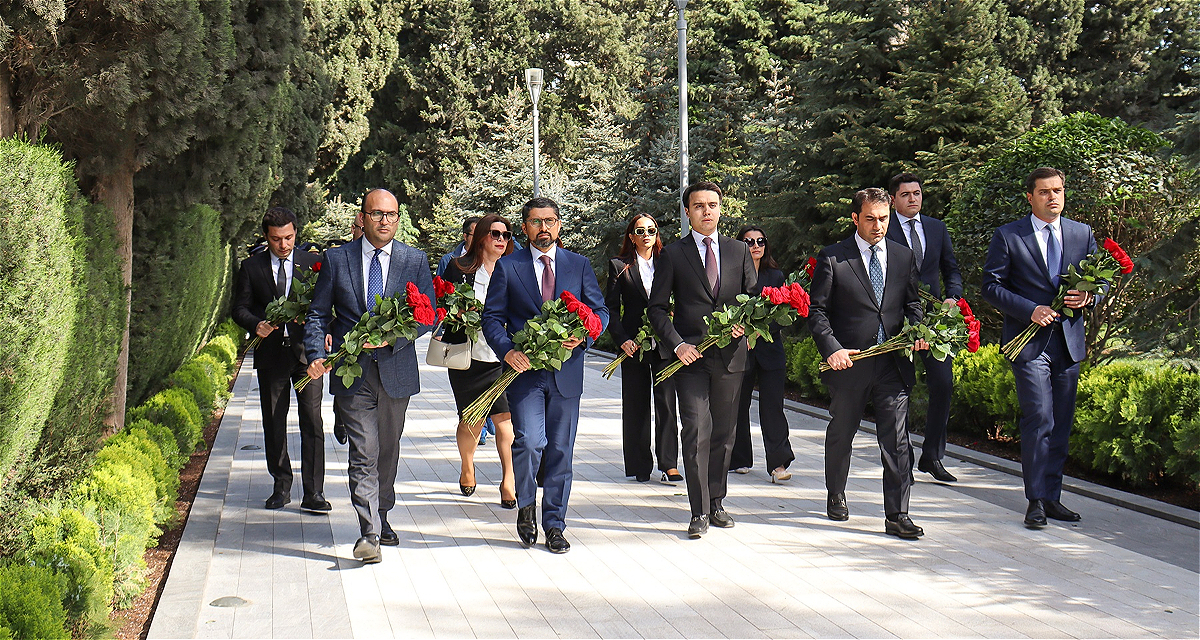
[439,214,518,507]
[731,226,796,483]
[605,214,683,484]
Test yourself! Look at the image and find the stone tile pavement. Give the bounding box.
[149,336,1199,639]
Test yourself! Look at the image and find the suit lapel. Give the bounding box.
[514,248,543,305]
[680,234,715,300]
[625,257,649,302]
[1017,217,1052,282]
[883,240,909,308]
[346,238,367,312]
[384,239,405,297]
[260,254,281,297]
[843,236,878,310]
[718,236,743,296]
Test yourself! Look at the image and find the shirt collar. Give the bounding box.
[532,243,557,262]
[854,232,885,255]
[363,239,392,258]
[690,228,719,246]
[896,211,921,225]
[273,250,293,265]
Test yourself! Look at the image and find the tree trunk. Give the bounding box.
[0,62,15,138]
[96,144,137,433]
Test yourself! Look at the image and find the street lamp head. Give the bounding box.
[525,68,544,105]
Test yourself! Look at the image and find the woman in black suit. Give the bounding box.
[605,214,682,484]
[730,225,795,483]
[439,214,518,507]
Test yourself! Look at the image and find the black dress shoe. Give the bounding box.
[827,492,849,521]
[545,528,571,554]
[300,495,332,513]
[687,514,709,538]
[885,514,924,539]
[635,473,651,483]
[1044,499,1081,522]
[517,505,538,547]
[917,458,958,482]
[379,519,399,546]
[353,535,382,563]
[710,508,735,528]
[265,491,291,510]
[333,422,347,445]
[1024,499,1048,528]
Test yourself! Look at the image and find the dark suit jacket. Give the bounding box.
[481,246,609,398]
[749,267,787,371]
[232,249,320,370]
[647,233,759,372]
[304,237,435,398]
[605,255,654,348]
[886,213,962,300]
[808,236,924,387]
[981,215,1099,363]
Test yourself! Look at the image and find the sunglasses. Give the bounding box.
[743,237,767,247]
[632,227,658,237]
[487,229,513,241]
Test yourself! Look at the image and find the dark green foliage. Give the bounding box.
[126,389,204,456]
[0,564,70,640]
[167,353,227,422]
[124,419,185,471]
[950,345,1020,440]
[128,204,233,406]
[22,507,113,636]
[216,317,246,347]
[784,337,829,401]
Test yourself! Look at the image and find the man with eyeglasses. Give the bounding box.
[482,197,608,554]
[305,188,436,564]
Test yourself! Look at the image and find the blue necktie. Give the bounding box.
[1045,226,1062,286]
[367,248,383,313]
[869,245,886,344]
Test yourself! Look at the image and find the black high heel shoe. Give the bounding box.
[460,484,476,497]
[500,498,517,509]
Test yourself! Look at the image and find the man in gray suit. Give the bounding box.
[305,188,436,564]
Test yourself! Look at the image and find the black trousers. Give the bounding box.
[913,351,953,462]
[730,360,794,472]
[258,356,325,498]
[675,357,745,516]
[822,356,914,517]
[621,354,680,477]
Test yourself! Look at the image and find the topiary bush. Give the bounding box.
[199,334,238,376]
[167,354,223,421]
[0,563,70,640]
[99,432,178,526]
[951,344,1020,440]
[784,336,829,401]
[125,418,185,470]
[22,506,114,636]
[126,388,204,455]
[216,317,245,347]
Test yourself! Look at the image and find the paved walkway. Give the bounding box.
[149,336,1199,639]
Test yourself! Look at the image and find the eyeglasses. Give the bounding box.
[526,217,559,229]
[488,229,513,241]
[743,237,767,247]
[632,227,657,237]
[365,210,400,223]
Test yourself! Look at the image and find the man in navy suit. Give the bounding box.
[885,173,963,483]
[305,188,435,563]
[482,197,608,554]
[982,167,1098,528]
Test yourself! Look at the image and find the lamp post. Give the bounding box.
[675,0,690,233]
[525,68,544,197]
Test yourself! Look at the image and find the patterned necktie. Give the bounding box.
[367,248,383,313]
[540,255,554,303]
[276,256,288,296]
[1045,225,1062,286]
[869,245,886,344]
[703,237,719,296]
[908,219,923,268]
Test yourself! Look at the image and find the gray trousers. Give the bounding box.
[339,358,410,537]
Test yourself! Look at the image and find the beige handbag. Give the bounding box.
[426,335,472,370]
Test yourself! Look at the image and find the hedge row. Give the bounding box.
[0,322,242,640]
[783,337,1200,488]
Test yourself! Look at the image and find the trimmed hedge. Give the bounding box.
[951,344,1020,440]
[23,507,114,636]
[0,564,70,640]
[783,336,829,401]
[126,388,205,456]
[167,353,228,421]
[199,334,239,376]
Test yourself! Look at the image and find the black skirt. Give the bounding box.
[447,358,510,419]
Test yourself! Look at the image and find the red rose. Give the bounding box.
[436,308,447,323]
[788,284,811,316]
[761,288,773,299]
[432,276,455,298]
[1103,238,1134,274]
[582,310,603,339]
[967,319,981,353]
[956,298,976,321]
[805,257,816,279]
[767,287,787,306]
[313,261,322,273]
[406,282,420,297]
[414,304,437,325]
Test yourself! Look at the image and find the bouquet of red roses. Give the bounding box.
[432,275,482,340]
[294,281,436,391]
[1000,238,1133,361]
[817,296,980,372]
[461,291,603,427]
[602,310,658,379]
[791,257,817,289]
[244,262,320,354]
[656,283,810,384]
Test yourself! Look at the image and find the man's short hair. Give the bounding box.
[1025,167,1065,193]
[682,181,723,208]
[887,172,922,196]
[262,207,297,235]
[462,216,482,234]
[521,197,560,221]
[852,187,891,214]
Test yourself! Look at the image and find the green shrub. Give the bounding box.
[200,334,239,376]
[784,336,829,401]
[126,388,204,455]
[0,563,70,640]
[128,204,234,406]
[216,317,246,347]
[167,355,222,420]
[101,432,178,525]
[951,344,1020,439]
[126,418,186,470]
[22,506,114,635]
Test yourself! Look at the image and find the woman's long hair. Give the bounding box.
[455,214,514,274]
[616,213,663,262]
[736,225,778,271]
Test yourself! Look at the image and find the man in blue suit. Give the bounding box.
[482,197,608,554]
[982,167,1098,528]
[885,173,963,483]
[305,188,435,563]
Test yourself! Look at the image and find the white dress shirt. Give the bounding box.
[896,211,926,259]
[1030,214,1063,271]
[532,244,558,288]
[854,232,888,292]
[271,251,293,336]
[636,253,655,297]
[361,239,392,303]
[690,228,720,272]
[470,266,500,362]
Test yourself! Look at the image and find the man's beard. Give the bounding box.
[531,234,555,250]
